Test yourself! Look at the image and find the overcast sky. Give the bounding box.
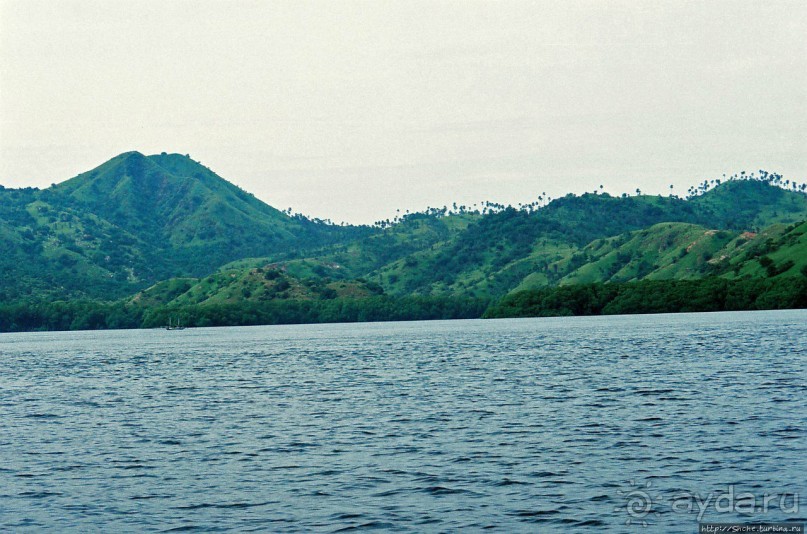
[1,0,805,223]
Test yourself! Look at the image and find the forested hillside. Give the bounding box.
[0,152,372,301]
[1,153,806,331]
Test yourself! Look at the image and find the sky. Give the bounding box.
[1,0,805,224]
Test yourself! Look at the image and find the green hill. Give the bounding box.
[1,153,806,329]
[126,181,807,310]
[720,220,807,279]
[214,210,480,285]
[363,181,807,297]
[551,223,738,286]
[0,183,158,300]
[689,178,807,229]
[0,152,372,300]
[132,264,384,308]
[49,151,369,273]
[542,219,806,288]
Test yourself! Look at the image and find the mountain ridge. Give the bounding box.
[1,152,806,309]
[0,152,372,300]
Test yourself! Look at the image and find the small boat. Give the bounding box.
[165,317,186,330]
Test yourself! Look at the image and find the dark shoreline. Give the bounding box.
[2,276,805,333]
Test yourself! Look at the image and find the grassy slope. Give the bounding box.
[0,152,371,299]
[220,212,480,281]
[517,219,806,291]
[133,218,807,309]
[689,179,807,229]
[0,186,159,300]
[556,223,738,285]
[368,183,805,297]
[52,152,307,269]
[722,221,807,278]
[136,212,478,306]
[132,265,382,307]
[3,160,806,304]
[194,181,807,301]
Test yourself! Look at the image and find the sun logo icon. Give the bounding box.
[615,480,663,527]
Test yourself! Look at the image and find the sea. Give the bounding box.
[1,310,805,532]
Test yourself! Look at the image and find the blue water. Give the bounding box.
[1,311,805,532]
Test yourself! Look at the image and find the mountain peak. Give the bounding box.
[39,150,316,276]
[147,151,192,163]
[115,150,149,166]
[52,151,216,195]
[146,152,212,179]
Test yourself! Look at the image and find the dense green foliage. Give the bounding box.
[4,276,804,332]
[485,276,807,318]
[371,186,807,297]
[0,296,489,332]
[2,152,806,331]
[0,300,146,332]
[0,152,374,301]
[3,153,806,303]
[531,219,807,288]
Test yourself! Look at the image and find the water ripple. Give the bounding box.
[1,310,805,532]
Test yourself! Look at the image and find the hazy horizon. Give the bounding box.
[2,0,805,224]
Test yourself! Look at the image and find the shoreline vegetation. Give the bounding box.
[2,276,804,333]
[2,153,807,333]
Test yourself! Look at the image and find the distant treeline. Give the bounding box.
[484,276,807,318]
[1,277,805,333]
[0,296,489,333]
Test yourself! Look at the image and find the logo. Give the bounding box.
[616,480,662,527]
[614,480,800,527]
